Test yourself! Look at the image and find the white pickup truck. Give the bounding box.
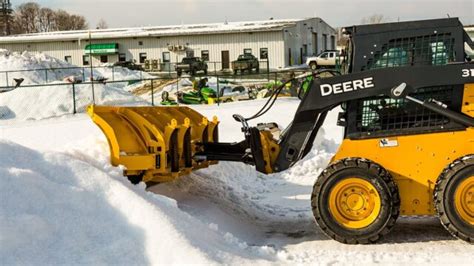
[305,50,341,70]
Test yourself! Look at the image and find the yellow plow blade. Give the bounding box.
[87,105,218,183]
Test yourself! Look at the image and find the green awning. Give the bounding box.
[85,43,119,55]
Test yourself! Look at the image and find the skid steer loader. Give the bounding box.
[88,18,474,244]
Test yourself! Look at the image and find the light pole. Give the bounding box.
[89,31,95,103]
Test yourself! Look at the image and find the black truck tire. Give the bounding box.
[311,158,400,244]
[434,155,474,243]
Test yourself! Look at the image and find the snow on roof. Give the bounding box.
[0,18,313,43]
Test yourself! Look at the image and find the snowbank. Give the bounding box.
[0,140,277,265]
[0,82,146,121]
[0,49,154,121]
[0,50,79,86]
[0,49,152,87]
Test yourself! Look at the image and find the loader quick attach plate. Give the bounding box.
[87,105,218,183]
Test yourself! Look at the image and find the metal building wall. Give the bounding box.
[0,31,286,70]
[283,18,337,66]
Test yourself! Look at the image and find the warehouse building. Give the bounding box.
[0,17,336,71]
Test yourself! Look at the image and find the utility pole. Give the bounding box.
[0,0,13,36]
[89,31,95,103]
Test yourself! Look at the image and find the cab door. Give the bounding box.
[317,52,330,66]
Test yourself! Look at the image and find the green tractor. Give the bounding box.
[177,87,218,104]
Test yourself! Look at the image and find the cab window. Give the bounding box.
[319,52,329,59]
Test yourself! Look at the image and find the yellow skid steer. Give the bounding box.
[89,18,474,244]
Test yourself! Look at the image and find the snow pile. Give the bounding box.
[0,49,152,87]
[0,49,154,121]
[94,65,153,82]
[0,139,278,265]
[0,49,80,86]
[0,82,146,121]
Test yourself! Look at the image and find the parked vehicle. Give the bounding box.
[305,50,342,70]
[232,54,259,74]
[113,61,144,71]
[219,86,258,102]
[176,87,217,104]
[175,57,208,76]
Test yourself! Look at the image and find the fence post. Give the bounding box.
[72,83,77,114]
[45,69,48,83]
[112,66,115,81]
[82,68,85,82]
[216,75,220,106]
[5,72,9,88]
[267,59,270,81]
[151,79,154,106]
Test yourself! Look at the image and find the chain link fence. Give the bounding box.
[0,67,308,123]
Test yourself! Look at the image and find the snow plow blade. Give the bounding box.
[87,105,219,183]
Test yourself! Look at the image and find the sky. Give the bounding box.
[12,0,474,28]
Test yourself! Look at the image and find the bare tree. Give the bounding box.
[361,14,386,25]
[38,7,55,32]
[10,2,88,34]
[96,19,108,29]
[12,2,41,33]
[54,9,87,31]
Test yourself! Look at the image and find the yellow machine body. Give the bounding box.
[87,105,218,183]
[332,84,474,216]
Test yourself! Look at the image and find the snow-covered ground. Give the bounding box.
[1,51,473,265]
[1,98,473,265]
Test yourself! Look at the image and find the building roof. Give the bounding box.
[0,18,323,44]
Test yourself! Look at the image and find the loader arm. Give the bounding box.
[272,63,474,172]
[196,63,474,174]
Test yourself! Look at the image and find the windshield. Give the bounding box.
[238,55,252,60]
[182,57,197,63]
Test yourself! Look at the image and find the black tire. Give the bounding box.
[177,70,182,77]
[191,68,196,76]
[204,67,208,75]
[311,158,400,244]
[127,173,143,185]
[309,62,317,70]
[256,67,260,73]
[434,155,474,243]
[233,69,238,75]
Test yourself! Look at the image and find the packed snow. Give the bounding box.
[0,49,153,87]
[0,50,152,121]
[1,52,473,265]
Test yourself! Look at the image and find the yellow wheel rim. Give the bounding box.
[454,176,474,225]
[328,177,381,229]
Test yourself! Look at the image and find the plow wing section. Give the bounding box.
[88,105,218,183]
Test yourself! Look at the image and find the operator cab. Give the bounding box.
[335,18,474,139]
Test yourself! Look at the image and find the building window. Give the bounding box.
[201,50,209,61]
[119,53,126,62]
[303,44,308,56]
[83,55,90,66]
[100,55,108,63]
[260,48,268,59]
[244,48,252,55]
[139,53,147,63]
[162,52,170,63]
[138,41,143,46]
[322,34,328,51]
[64,56,72,64]
[331,36,336,50]
[313,32,318,55]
